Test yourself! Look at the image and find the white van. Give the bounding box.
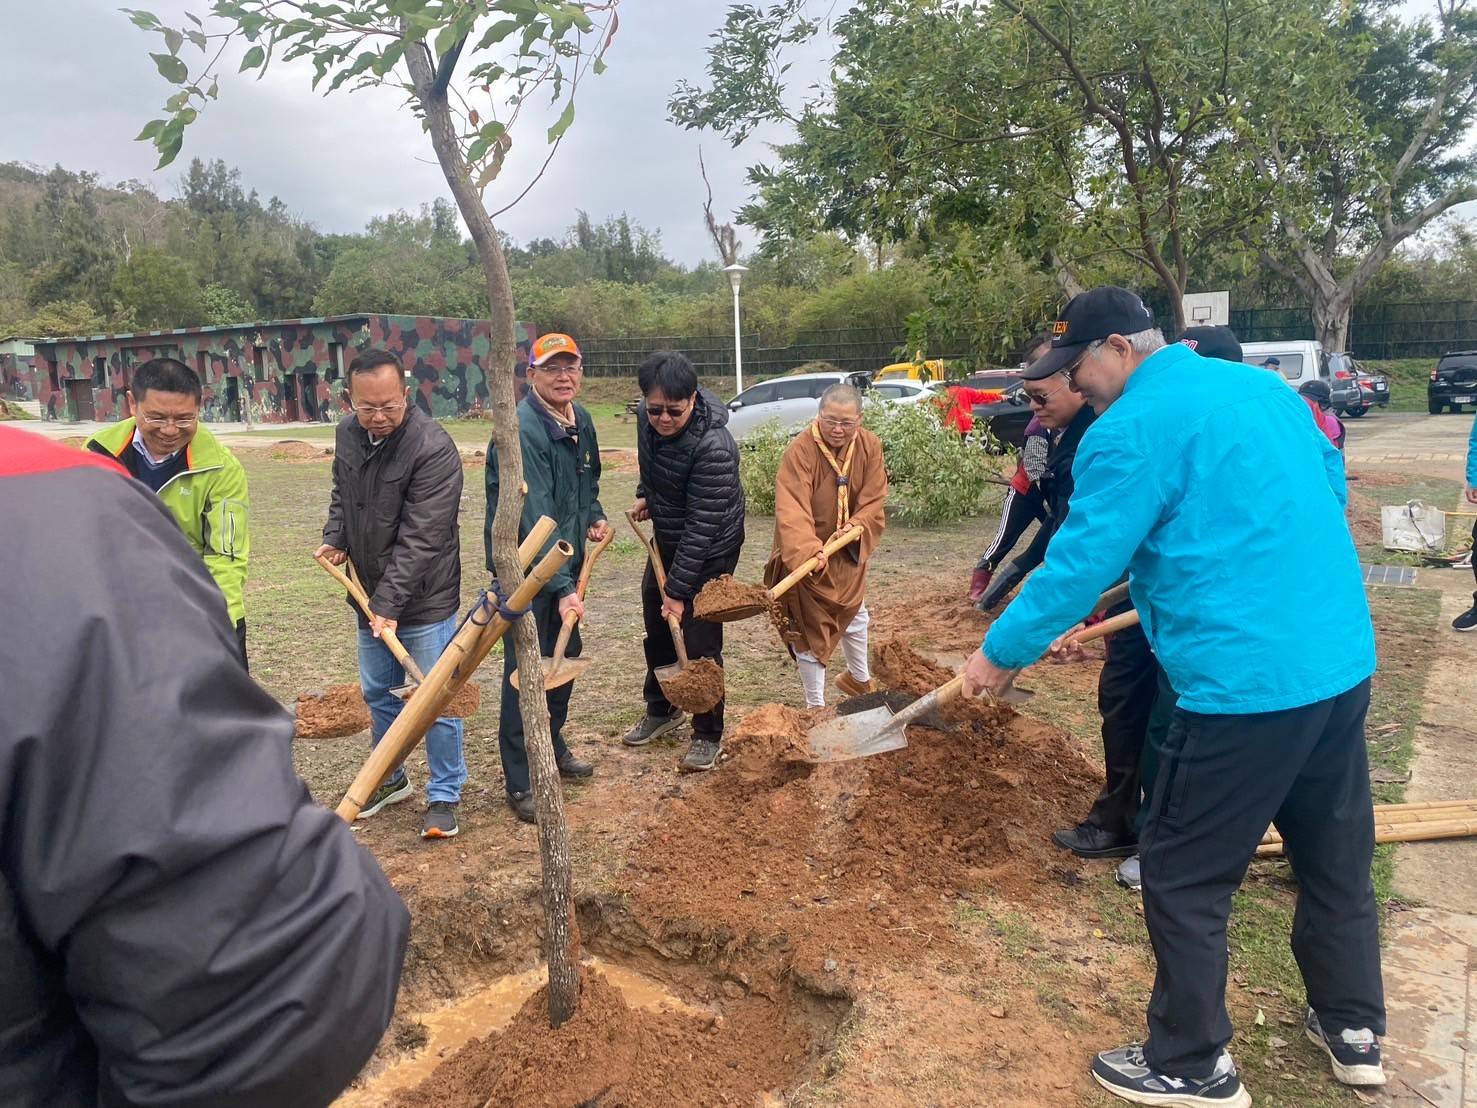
[1239,340,1362,412]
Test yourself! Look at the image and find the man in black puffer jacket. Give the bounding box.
[623,351,745,771]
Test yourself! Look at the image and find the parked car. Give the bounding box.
[1428,350,1477,414]
[960,369,1025,392]
[866,378,939,405]
[1341,358,1389,417]
[1240,340,1363,413]
[725,370,874,441]
[970,381,1034,451]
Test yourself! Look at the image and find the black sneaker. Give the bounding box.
[680,738,720,772]
[356,773,412,820]
[557,752,595,779]
[1452,607,1477,632]
[1092,1045,1250,1106]
[507,790,536,825]
[1305,1009,1386,1086]
[1052,823,1138,859]
[622,711,687,747]
[420,801,459,839]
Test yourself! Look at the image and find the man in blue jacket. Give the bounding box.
[1453,414,1477,630]
[964,288,1385,1106]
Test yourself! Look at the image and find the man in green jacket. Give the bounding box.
[487,332,607,823]
[87,357,250,667]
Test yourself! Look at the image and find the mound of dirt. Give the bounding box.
[624,638,1102,961]
[296,683,371,739]
[693,574,772,622]
[658,657,725,713]
[269,440,334,463]
[392,968,814,1108]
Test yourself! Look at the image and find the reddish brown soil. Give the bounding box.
[623,638,1102,965]
[391,968,816,1108]
[657,657,725,714]
[692,574,771,621]
[269,441,335,463]
[440,681,483,719]
[296,683,371,739]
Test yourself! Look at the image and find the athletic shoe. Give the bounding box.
[680,738,721,772]
[507,790,536,824]
[1052,823,1138,859]
[356,773,412,820]
[557,752,595,779]
[420,801,459,839]
[1091,1045,1251,1107]
[834,671,876,698]
[622,711,687,747]
[967,567,993,604]
[1452,607,1477,632]
[1116,854,1142,891]
[1305,1009,1386,1086]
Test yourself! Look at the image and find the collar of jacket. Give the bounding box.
[90,417,229,476]
[526,393,580,443]
[1122,340,1195,397]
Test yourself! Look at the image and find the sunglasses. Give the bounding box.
[647,402,689,419]
[1023,379,1070,406]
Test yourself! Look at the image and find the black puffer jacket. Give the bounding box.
[636,388,745,600]
[323,405,463,626]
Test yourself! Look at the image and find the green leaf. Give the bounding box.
[433,22,465,60]
[240,44,265,71]
[155,119,186,168]
[474,18,520,51]
[134,118,167,141]
[546,97,575,143]
[207,78,219,99]
[185,11,202,27]
[165,90,190,111]
[186,29,207,51]
[151,51,189,83]
[373,39,406,76]
[593,56,606,75]
[163,27,183,55]
[122,8,160,31]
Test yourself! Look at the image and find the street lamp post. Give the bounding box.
[722,262,748,396]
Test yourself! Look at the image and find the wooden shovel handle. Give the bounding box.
[576,527,614,599]
[770,525,864,600]
[626,509,691,665]
[550,609,579,668]
[1067,609,1140,648]
[315,553,426,684]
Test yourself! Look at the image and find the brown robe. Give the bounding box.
[763,425,888,662]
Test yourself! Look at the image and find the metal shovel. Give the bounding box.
[693,525,863,622]
[509,528,613,692]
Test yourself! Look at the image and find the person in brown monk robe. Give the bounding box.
[764,382,888,706]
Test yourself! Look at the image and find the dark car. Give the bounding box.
[1341,358,1389,417]
[971,381,1034,450]
[1429,351,1477,414]
[961,369,1024,392]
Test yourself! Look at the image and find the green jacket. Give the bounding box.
[87,419,250,624]
[486,397,604,599]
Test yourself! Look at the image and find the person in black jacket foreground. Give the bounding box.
[623,351,746,771]
[315,348,468,839]
[0,425,408,1108]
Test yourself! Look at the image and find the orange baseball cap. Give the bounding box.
[530,332,581,366]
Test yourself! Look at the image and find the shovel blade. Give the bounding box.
[696,602,766,623]
[806,706,909,763]
[510,656,592,692]
[390,681,418,701]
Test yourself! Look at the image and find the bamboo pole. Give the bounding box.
[1258,818,1477,856]
[1260,800,1477,845]
[335,521,562,822]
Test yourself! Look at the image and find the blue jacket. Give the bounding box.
[983,342,1375,714]
[1467,412,1477,486]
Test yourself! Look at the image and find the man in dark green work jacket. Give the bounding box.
[486,332,608,824]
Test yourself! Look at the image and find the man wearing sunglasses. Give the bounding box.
[964,287,1383,1105]
[624,351,744,771]
[88,357,251,667]
[317,348,467,839]
[487,332,605,823]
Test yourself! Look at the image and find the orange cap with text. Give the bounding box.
[530,332,581,366]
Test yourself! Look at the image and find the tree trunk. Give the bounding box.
[1312,292,1352,354]
[404,34,582,1029]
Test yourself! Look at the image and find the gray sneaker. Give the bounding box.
[420,801,459,839]
[680,738,720,772]
[356,773,412,820]
[1116,854,1142,891]
[623,710,687,747]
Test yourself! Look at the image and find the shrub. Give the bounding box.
[738,419,793,516]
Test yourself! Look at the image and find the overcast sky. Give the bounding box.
[0,0,830,267]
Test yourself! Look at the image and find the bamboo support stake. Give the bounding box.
[335,522,563,822]
[1258,818,1477,856]
[1260,800,1477,844]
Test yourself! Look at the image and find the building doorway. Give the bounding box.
[66,377,95,421]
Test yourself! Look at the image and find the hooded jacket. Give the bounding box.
[0,426,408,1108]
[87,418,249,625]
[324,405,463,626]
[635,388,745,599]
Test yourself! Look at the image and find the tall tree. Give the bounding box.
[127,0,618,1027]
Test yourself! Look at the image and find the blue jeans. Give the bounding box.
[357,614,467,804]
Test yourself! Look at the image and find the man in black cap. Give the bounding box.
[964,287,1384,1105]
[1178,325,1243,363]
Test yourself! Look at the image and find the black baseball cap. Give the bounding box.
[1177,325,1243,363]
[1022,286,1158,380]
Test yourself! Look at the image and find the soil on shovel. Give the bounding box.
[692,574,773,622]
[390,967,817,1108]
[295,681,481,740]
[658,657,725,714]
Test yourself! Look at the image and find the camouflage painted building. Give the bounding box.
[30,315,536,424]
[0,337,37,401]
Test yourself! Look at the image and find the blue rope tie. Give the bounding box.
[486,579,531,622]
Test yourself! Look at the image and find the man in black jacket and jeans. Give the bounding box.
[316,348,467,839]
[623,351,745,771]
[1,426,408,1108]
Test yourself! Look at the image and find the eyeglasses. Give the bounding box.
[140,414,197,429]
[351,401,407,418]
[534,362,583,379]
[818,416,860,430]
[1023,379,1070,406]
[647,402,689,419]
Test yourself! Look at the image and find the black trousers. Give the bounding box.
[1084,613,1159,839]
[1140,678,1384,1078]
[975,485,1045,571]
[1135,666,1180,837]
[498,592,575,797]
[235,618,249,673]
[642,548,740,741]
